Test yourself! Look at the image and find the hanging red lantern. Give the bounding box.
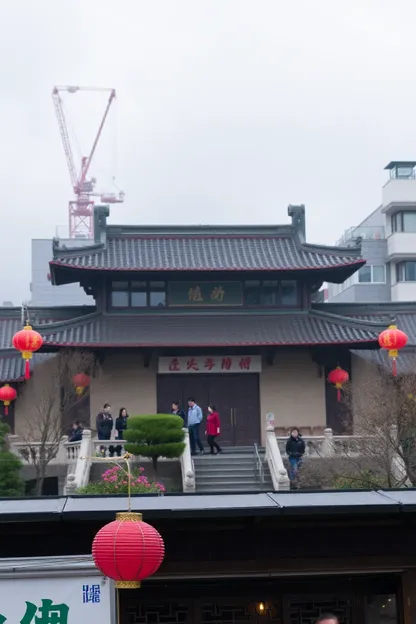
[327,366,349,402]
[12,325,43,380]
[72,373,90,396]
[378,324,408,377]
[92,512,165,589]
[0,384,17,415]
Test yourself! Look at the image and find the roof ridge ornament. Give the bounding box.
[287,204,306,241]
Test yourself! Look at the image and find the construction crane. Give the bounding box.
[52,85,124,239]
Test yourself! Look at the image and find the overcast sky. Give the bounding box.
[1,0,416,304]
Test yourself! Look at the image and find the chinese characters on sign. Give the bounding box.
[0,577,110,624]
[168,282,242,306]
[159,355,262,374]
[82,585,101,604]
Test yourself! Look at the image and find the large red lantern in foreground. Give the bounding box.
[327,366,349,402]
[72,373,90,396]
[92,512,165,589]
[12,325,43,380]
[0,384,17,415]
[378,324,408,377]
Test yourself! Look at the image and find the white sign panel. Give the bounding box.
[158,355,262,374]
[0,575,112,624]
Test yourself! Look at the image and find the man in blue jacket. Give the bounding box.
[187,397,204,455]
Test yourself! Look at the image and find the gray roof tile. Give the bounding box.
[36,310,385,348]
[51,234,364,273]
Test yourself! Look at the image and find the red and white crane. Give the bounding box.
[52,85,124,239]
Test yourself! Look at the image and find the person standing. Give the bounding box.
[206,405,222,455]
[115,407,129,457]
[96,403,113,456]
[187,397,204,455]
[171,401,186,426]
[285,427,305,482]
[68,421,84,443]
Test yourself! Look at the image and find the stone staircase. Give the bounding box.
[193,446,273,493]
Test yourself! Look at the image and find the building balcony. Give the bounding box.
[387,232,416,259]
[336,225,385,246]
[382,179,416,210]
[391,282,416,302]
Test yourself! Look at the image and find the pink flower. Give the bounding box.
[114,485,118,489]
[122,481,127,484]
[145,483,151,488]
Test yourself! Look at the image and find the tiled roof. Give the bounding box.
[0,352,53,383]
[51,231,364,275]
[314,303,416,346]
[351,347,416,375]
[33,310,386,348]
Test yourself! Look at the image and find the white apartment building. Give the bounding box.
[328,161,416,303]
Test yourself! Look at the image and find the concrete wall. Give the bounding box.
[31,239,93,306]
[90,352,157,427]
[260,350,326,439]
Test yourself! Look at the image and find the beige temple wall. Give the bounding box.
[14,349,326,443]
[259,349,326,441]
[89,352,157,428]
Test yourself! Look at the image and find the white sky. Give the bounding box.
[1,0,416,303]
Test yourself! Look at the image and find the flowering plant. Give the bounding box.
[77,465,166,495]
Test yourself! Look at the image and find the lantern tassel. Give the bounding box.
[392,358,397,377]
[24,360,30,380]
[337,388,341,402]
[4,405,8,416]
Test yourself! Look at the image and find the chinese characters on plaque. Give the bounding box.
[168,282,242,306]
[158,356,262,374]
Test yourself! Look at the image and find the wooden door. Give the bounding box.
[157,373,260,446]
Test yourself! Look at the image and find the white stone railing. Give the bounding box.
[180,428,195,493]
[64,430,92,494]
[276,428,377,458]
[8,434,69,465]
[92,438,127,459]
[265,425,290,490]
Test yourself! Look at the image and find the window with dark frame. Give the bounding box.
[109,279,298,308]
[110,280,167,307]
[396,261,416,282]
[391,211,416,233]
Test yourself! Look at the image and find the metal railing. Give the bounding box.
[253,443,265,488]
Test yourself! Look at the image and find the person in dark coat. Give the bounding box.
[68,421,83,443]
[286,427,305,481]
[115,407,129,457]
[96,403,113,455]
[171,401,186,426]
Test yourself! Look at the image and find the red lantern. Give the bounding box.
[0,384,17,415]
[12,325,43,380]
[92,512,165,589]
[378,324,408,377]
[72,373,90,396]
[327,366,349,402]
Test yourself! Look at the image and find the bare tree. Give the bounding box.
[16,350,99,495]
[320,366,416,489]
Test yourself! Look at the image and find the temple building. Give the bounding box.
[0,204,415,441]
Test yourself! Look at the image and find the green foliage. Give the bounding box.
[124,414,186,471]
[78,465,165,495]
[0,423,24,497]
[333,470,387,490]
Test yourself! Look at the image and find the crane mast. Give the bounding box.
[52,86,124,239]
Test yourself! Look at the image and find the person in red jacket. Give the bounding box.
[205,405,222,455]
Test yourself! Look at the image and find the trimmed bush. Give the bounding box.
[78,465,165,495]
[124,414,185,471]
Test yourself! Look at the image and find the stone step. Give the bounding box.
[195,465,270,476]
[193,454,265,463]
[196,472,269,483]
[195,481,273,492]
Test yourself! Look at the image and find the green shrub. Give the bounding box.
[78,465,165,495]
[124,414,185,471]
[334,470,387,490]
[0,423,24,497]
